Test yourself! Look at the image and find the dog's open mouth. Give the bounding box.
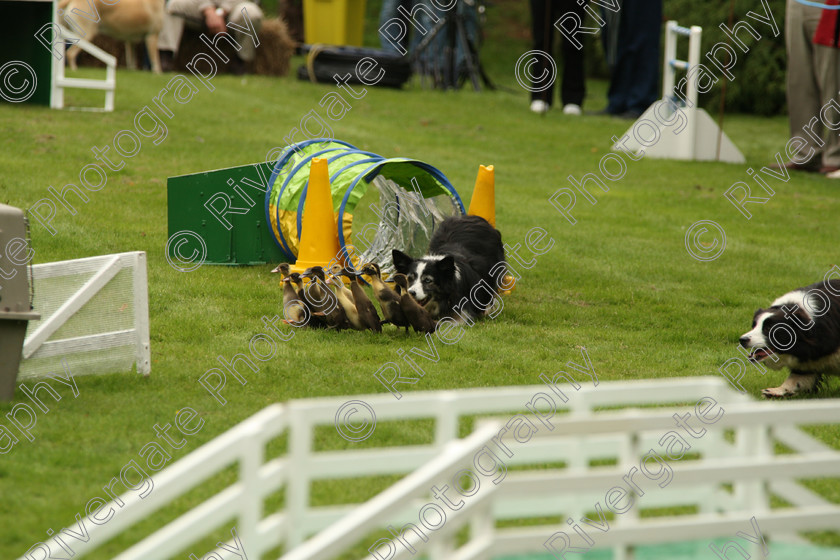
[748,348,772,362]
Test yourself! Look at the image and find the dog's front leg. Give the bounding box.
[145,33,161,73]
[65,43,82,71]
[762,372,820,398]
[125,42,137,70]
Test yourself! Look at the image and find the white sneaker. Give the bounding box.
[826,168,840,179]
[530,100,549,114]
[563,103,582,115]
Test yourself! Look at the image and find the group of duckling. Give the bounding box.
[271,262,437,333]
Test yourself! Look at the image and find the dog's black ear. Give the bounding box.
[392,250,413,273]
[438,255,456,279]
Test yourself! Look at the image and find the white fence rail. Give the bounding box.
[281,422,503,560]
[19,378,840,560]
[19,405,288,560]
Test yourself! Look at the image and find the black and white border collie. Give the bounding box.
[739,279,840,397]
[392,215,507,323]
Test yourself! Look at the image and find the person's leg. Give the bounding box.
[379,0,408,53]
[808,5,840,168]
[785,0,823,169]
[158,12,185,53]
[605,1,630,114]
[158,11,185,71]
[559,0,585,109]
[601,2,620,71]
[529,0,555,108]
[622,0,661,114]
[228,2,263,62]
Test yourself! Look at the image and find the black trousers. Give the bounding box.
[605,0,662,114]
[529,0,586,107]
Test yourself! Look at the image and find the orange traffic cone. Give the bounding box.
[289,157,344,274]
[467,164,495,227]
[467,164,514,294]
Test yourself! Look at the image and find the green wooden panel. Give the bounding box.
[167,161,287,266]
[1,1,53,107]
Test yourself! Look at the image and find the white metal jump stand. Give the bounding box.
[613,21,745,163]
[50,0,116,112]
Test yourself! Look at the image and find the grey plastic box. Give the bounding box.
[0,203,40,400]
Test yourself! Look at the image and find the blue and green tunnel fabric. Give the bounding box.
[264,139,464,270]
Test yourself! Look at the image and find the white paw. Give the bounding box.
[762,386,794,399]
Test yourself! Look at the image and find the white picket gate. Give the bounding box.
[20,251,150,379]
[19,377,840,560]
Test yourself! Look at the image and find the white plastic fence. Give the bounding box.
[20,377,840,560]
[19,405,288,559]
[20,251,150,379]
[281,421,504,560]
[483,402,840,560]
[286,378,840,560]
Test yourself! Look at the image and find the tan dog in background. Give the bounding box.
[59,0,165,73]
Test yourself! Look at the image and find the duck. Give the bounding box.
[325,271,367,331]
[360,263,409,332]
[271,263,305,324]
[302,266,348,330]
[289,272,323,328]
[328,264,356,303]
[392,273,436,333]
[271,262,291,276]
[281,276,308,325]
[338,267,382,333]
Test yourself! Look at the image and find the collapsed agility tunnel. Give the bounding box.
[265,139,464,271]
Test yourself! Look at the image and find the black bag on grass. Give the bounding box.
[297,46,412,88]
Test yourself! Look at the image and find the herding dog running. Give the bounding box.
[739,279,840,397]
[392,215,507,323]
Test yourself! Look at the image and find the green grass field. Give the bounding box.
[2,5,840,557]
